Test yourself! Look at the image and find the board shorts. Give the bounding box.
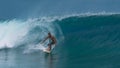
[48,42,55,50]
[48,42,55,46]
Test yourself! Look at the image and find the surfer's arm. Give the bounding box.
[41,36,49,43]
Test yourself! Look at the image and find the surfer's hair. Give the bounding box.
[48,32,51,35]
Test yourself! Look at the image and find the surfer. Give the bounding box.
[42,32,57,51]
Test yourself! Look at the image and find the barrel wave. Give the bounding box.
[0,13,120,68]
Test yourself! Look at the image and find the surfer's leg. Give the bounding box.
[48,44,51,51]
[47,42,54,51]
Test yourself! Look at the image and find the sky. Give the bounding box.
[0,0,119,19]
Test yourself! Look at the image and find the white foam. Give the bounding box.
[0,20,29,49]
[46,12,120,21]
[23,43,46,54]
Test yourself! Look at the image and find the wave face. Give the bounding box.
[58,14,120,53]
[56,14,120,68]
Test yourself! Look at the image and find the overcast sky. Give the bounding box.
[0,0,119,19]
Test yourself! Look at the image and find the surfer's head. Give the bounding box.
[48,32,51,36]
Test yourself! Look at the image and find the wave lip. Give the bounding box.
[48,12,120,21]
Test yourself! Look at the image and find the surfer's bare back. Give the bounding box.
[42,32,57,51]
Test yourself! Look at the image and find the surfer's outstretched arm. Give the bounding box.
[41,36,49,43]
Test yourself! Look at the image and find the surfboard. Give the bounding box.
[43,45,55,53]
[43,49,51,53]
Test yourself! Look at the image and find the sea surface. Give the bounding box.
[0,13,120,68]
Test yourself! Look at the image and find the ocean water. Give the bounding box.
[0,13,120,68]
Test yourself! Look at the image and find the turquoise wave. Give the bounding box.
[0,14,120,68]
[58,14,120,53]
[56,14,120,67]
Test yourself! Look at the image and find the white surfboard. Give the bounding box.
[43,45,55,53]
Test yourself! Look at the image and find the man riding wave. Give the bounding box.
[41,32,57,51]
